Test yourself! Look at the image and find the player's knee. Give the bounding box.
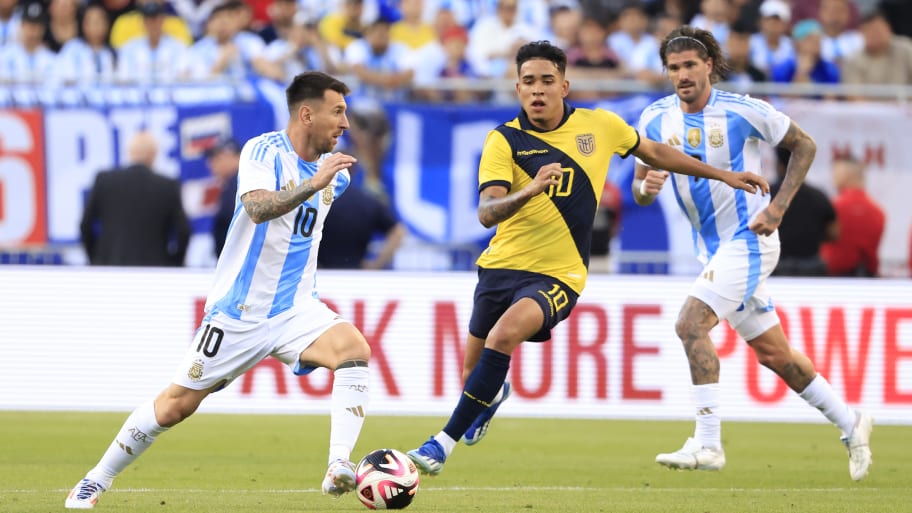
[339,333,371,363]
[751,344,787,371]
[674,316,708,343]
[154,397,198,427]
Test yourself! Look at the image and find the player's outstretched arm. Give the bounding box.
[477,163,563,228]
[242,153,357,224]
[750,121,816,236]
[633,139,769,195]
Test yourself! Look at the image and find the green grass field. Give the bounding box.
[1,411,908,513]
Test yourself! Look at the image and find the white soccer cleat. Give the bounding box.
[842,411,873,481]
[321,459,356,497]
[655,437,726,471]
[65,478,106,509]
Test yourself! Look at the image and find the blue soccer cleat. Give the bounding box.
[407,437,447,476]
[463,382,512,446]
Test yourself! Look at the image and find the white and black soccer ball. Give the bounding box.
[355,448,420,510]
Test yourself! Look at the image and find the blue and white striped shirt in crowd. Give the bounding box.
[205,129,351,322]
[116,34,187,84]
[0,42,56,84]
[637,88,791,264]
[56,38,116,84]
[184,33,265,81]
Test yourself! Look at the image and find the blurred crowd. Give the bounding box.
[1,0,911,101]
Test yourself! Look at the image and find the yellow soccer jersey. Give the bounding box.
[475,105,640,293]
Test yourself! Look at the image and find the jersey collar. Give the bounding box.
[518,101,575,132]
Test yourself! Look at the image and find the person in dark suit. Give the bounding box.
[80,131,191,266]
[205,136,240,258]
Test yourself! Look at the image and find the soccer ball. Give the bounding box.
[355,448,420,510]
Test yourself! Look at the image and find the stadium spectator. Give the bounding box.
[546,3,582,51]
[257,0,297,44]
[319,169,407,270]
[724,20,767,87]
[0,0,21,47]
[771,18,840,86]
[406,40,769,477]
[466,0,538,79]
[444,0,549,33]
[770,147,838,276]
[56,3,116,85]
[183,2,266,82]
[204,136,240,258]
[0,2,56,85]
[796,0,860,33]
[565,16,624,100]
[411,24,485,103]
[644,0,700,24]
[79,131,190,267]
[259,10,341,83]
[170,0,222,40]
[818,0,863,64]
[841,8,912,99]
[689,0,733,48]
[749,0,795,75]
[109,0,192,49]
[609,1,663,84]
[115,1,188,84]
[344,16,414,102]
[319,0,366,52]
[821,156,885,277]
[66,72,372,509]
[390,0,436,51]
[633,26,873,481]
[44,0,79,52]
[225,0,264,51]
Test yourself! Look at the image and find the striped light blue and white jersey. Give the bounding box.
[204,129,351,322]
[636,88,790,265]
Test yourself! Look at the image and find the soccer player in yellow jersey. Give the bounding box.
[407,40,770,476]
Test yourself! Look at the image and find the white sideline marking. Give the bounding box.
[19,486,882,494]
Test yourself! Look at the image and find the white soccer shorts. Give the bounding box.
[171,298,346,391]
[689,234,781,341]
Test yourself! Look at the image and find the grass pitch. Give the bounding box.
[1,411,908,513]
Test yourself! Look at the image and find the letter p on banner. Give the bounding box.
[0,109,47,245]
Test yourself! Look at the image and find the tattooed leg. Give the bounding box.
[675,297,721,385]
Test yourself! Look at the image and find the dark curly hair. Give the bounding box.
[515,40,567,76]
[660,26,730,84]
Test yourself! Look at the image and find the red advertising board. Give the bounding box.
[0,110,46,246]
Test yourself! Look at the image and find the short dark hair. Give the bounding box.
[285,72,350,113]
[661,25,730,84]
[515,40,567,76]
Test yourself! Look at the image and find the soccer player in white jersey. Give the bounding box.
[65,71,371,509]
[633,26,873,481]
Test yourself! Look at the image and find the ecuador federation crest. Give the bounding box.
[686,127,702,148]
[576,133,595,156]
[322,184,334,205]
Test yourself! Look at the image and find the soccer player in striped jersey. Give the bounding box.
[407,40,769,477]
[634,26,873,480]
[65,72,371,509]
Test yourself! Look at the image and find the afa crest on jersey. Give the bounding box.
[709,126,724,148]
[576,133,595,156]
[322,184,334,205]
[188,359,204,381]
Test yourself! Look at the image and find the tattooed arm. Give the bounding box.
[477,163,563,228]
[241,152,356,224]
[749,121,817,236]
[242,185,320,224]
